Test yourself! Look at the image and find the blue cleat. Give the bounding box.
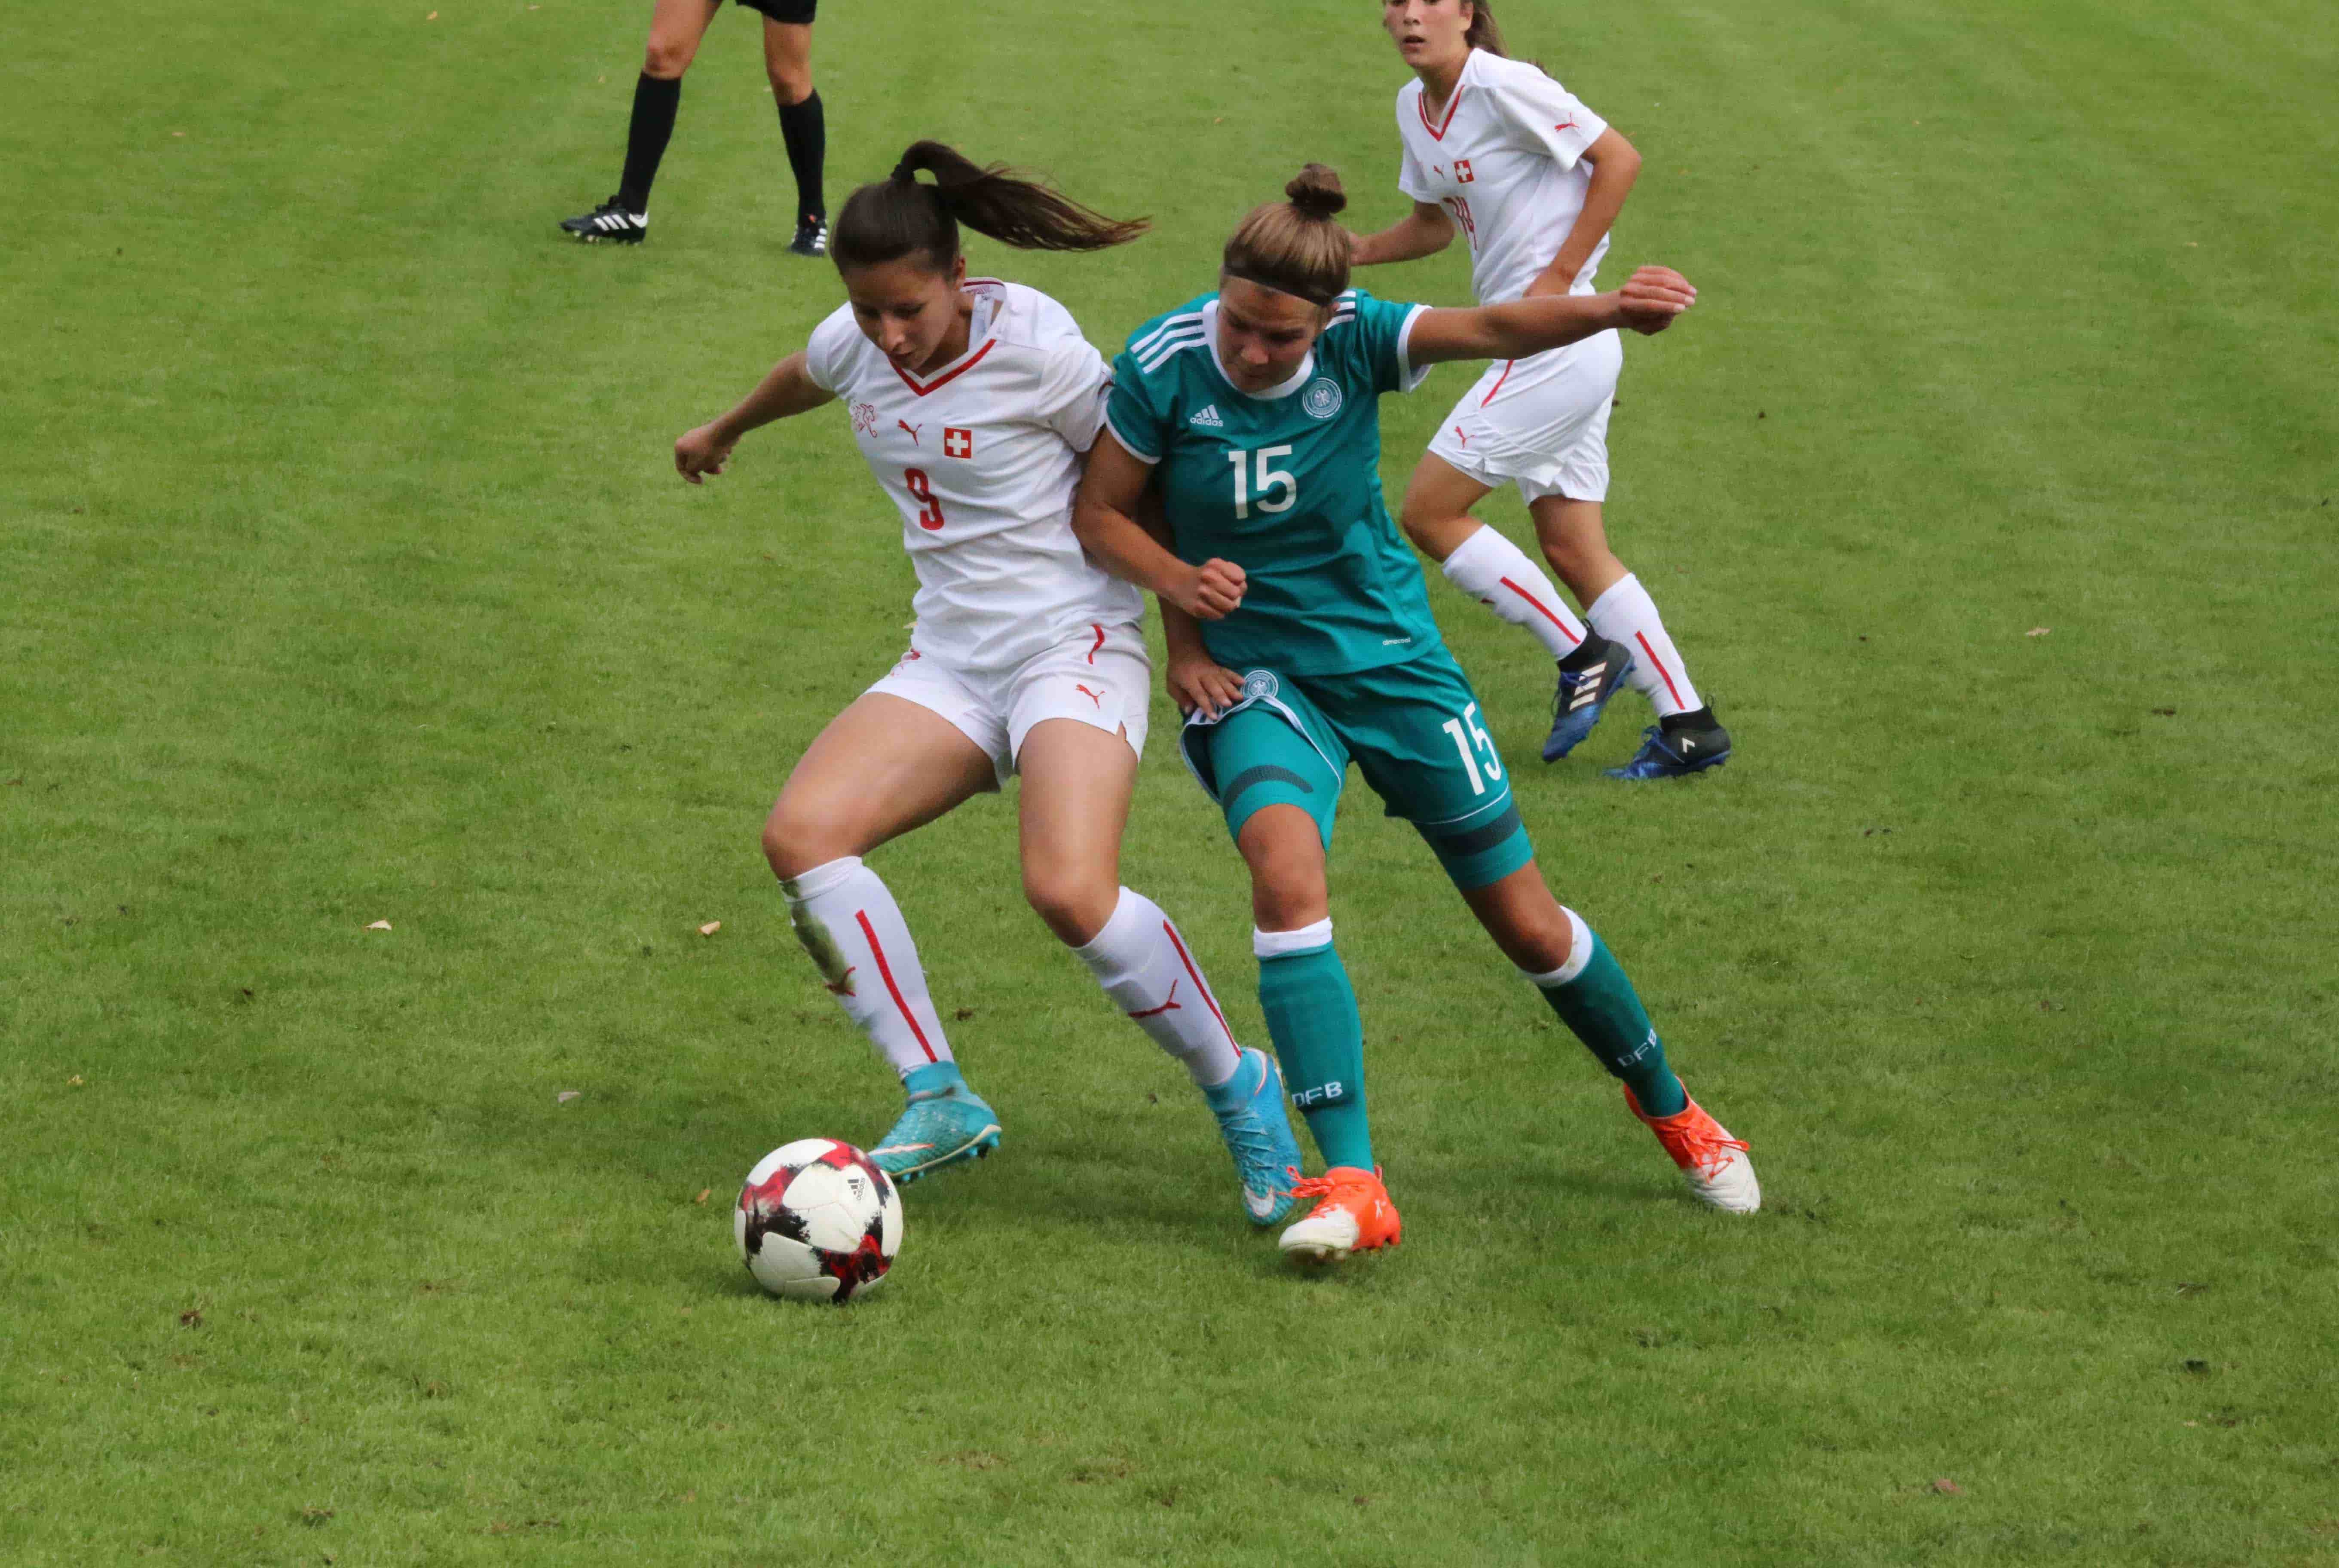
[1542,637,1635,761]
[1202,1048,1304,1226]
[1605,720,1733,780]
[869,1062,1001,1185]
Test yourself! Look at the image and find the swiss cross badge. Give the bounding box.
[1454,159,1474,184]
[851,401,879,435]
[943,426,974,459]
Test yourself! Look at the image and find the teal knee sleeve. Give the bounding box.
[1417,799,1535,891]
[1257,934,1373,1171]
[1536,927,1687,1117]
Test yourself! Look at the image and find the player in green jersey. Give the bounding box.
[1073,165,1760,1263]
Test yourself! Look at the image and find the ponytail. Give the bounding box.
[1221,164,1351,309]
[830,140,1149,273]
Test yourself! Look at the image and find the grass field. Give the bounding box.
[6,0,2337,1562]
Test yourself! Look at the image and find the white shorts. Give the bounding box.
[866,621,1152,784]
[1426,328,1623,504]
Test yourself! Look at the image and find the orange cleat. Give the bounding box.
[1277,1166,1402,1264]
[1626,1086,1760,1213]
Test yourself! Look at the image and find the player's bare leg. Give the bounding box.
[761,18,827,255]
[1019,719,1301,1224]
[1400,455,1629,760]
[1012,717,1139,947]
[1529,493,1730,778]
[1458,861,1757,1211]
[764,694,995,880]
[764,695,1002,1183]
[1228,806,1397,1261]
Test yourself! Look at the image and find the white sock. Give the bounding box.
[1439,524,1587,662]
[780,856,952,1078]
[1586,572,1703,718]
[1072,887,1243,1088]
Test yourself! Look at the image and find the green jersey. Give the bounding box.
[1105,289,1440,676]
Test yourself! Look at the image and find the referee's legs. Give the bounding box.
[763,19,827,231]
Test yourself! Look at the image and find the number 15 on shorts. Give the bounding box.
[1443,703,1504,795]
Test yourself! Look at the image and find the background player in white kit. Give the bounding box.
[1350,0,1731,778]
[671,141,1304,1224]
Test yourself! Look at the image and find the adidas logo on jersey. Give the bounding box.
[1189,404,1224,428]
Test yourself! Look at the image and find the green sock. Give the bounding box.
[1534,921,1687,1117]
[1256,928,1372,1171]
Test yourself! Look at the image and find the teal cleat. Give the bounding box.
[870,1063,1001,1185]
[1203,1048,1304,1226]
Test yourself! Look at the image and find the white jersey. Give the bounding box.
[803,279,1143,674]
[1396,49,1611,304]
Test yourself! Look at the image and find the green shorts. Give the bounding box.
[1176,650,1534,892]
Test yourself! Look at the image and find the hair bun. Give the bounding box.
[1284,164,1347,221]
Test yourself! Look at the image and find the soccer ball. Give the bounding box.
[735,1138,902,1303]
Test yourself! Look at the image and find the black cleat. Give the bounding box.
[560,197,646,244]
[1542,635,1634,761]
[1605,717,1733,780]
[787,215,829,257]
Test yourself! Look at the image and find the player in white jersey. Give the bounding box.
[1351,0,1732,779]
[671,140,1304,1223]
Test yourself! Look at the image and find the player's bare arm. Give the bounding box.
[1406,265,1695,366]
[1071,433,1247,619]
[1347,201,1457,266]
[1525,127,1640,299]
[674,350,837,483]
[1129,487,1245,719]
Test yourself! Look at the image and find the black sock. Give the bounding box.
[777,90,827,221]
[1660,704,1716,733]
[618,73,682,214]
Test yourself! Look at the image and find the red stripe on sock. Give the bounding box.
[855,910,937,1062]
[1159,921,1236,1047]
[1633,631,1685,708]
[1499,577,1583,644]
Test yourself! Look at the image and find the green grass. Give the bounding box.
[5,0,2336,1562]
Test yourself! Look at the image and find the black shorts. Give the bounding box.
[737,0,814,23]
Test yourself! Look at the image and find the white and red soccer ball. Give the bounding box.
[735,1139,902,1302]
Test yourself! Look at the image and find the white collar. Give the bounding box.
[1203,299,1316,401]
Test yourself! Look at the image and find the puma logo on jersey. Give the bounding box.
[1452,425,1470,446]
[943,426,973,459]
[1554,119,1578,133]
[1127,979,1183,1020]
[897,419,923,444]
[1075,683,1104,709]
[1189,404,1224,428]
[823,965,858,998]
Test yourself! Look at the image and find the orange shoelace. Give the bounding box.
[1286,1168,1379,1203]
[1656,1113,1748,1179]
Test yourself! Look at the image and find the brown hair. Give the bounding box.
[830,140,1149,273]
[1221,164,1351,309]
[1463,0,1511,57]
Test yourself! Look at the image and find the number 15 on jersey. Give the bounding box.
[1225,445,1296,521]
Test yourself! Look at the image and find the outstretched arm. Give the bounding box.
[1071,433,1246,620]
[1405,266,1696,367]
[1525,128,1641,298]
[1350,201,1459,267]
[674,351,837,484]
